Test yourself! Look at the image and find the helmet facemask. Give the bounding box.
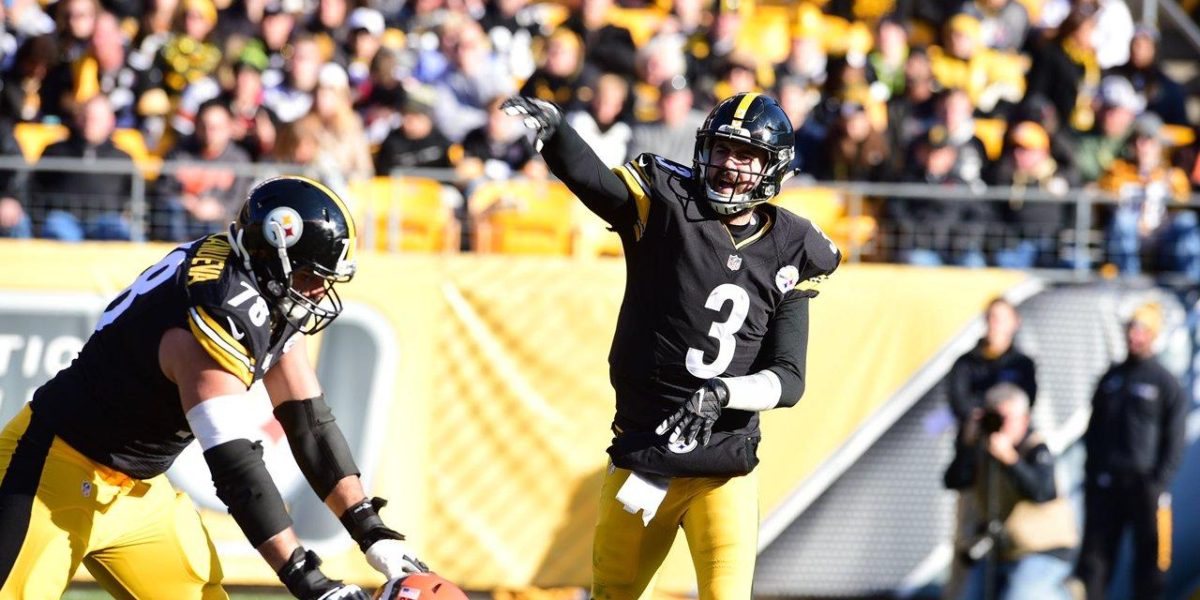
[695,129,795,217]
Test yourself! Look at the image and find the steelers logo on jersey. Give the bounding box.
[264,206,304,248]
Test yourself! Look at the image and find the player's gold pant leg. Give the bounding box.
[680,471,758,600]
[0,405,226,599]
[0,405,84,600]
[592,466,688,600]
[84,476,227,600]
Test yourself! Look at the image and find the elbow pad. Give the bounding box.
[273,394,360,500]
[203,438,292,547]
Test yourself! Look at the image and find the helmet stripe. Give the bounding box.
[731,92,761,128]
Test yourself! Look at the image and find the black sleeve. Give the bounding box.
[1004,442,1057,502]
[539,119,633,225]
[1018,354,1038,407]
[947,356,976,423]
[1153,371,1187,489]
[943,442,977,490]
[758,293,809,408]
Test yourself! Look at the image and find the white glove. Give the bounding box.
[365,538,429,579]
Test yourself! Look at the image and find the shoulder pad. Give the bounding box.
[802,219,842,276]
[185,237,273,387]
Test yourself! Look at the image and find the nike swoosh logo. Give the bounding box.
[227,317,245,341]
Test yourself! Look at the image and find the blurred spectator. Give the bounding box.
[887,125,989,266]
[1076,75,1142,182]
[42,11,137,126]
[819,101,890,182]
[428,18,515,142]
[630,34,687,122]
[211,0,267,42]
[867,16,909,100]
[774,5,827,89]
[988,121,1078,268]
[1100,113,1199,279]
[309,63,372,182]
[263,32,320,123]
[1105,26,1187,126]
[0,34,57,121]
[129,0,180,70]
[944,383,1076,600]
[1026,0,1100,133]
[562,0,637,78]
[305,0,350,64]
[626,75,703,164]
[154,99,252,240]
[887,49,937,175]
[1092,0,1134,69]
[225,45,270,159]
[479,0,539,82]
[54,0,98,65]
[775,75,825,176]
[928,14,1024,115]
[356,48,407,145]
[961,0,1030,52]
[257,0,302,90]
[692,2,740,88]
[937,87,987,187]
[345,7,385,96]
[374,87,453,174]
[1077,301,1185,600]
[566,72,630,167]
[1013,94,1077,174]
[704,49,762,109]
[29,95,133,241]
[6,0,55,43]
[153,0,222,99]
[518,28,597,114]
[458,95,539,186]
[0,118,31,238]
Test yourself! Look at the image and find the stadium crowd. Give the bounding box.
[0,0,1195,272]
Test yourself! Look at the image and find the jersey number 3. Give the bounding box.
[685,283,750,379]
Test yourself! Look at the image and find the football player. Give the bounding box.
[502,93,840,599]
[0,176,427,600]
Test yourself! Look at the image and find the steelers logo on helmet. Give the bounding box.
[231,175,358,334]
[693,92,796,216]
[263,206,304,248]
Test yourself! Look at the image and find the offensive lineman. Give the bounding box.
[503,93,840,598]
[0,176,427,599]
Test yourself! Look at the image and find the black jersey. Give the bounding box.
[605,154,840,463]
[31,233,299,479]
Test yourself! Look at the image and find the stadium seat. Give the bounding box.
[973,118,1007,161]
[572,204,623,258]
[771,186,845,234]
[348,176,459,253]
[111,128,162,179]
[470,180,576,256]
[736,6,792,65]
[605,6,666,48]
[14,122,68,162]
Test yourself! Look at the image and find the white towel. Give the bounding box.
[616,472,671,526]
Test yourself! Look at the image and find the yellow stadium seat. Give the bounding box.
[771,186,844,234]
[572,204,623,258]
[973,118,1007,161]
[14,122,68,162]
[471,180,576,256]
[1162,124,1195,148]
[111,128,163,179]
[736,7,793,65]
[348,176,458,253]
[606,7,666,48]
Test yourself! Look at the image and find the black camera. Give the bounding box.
[980,408,1005,435]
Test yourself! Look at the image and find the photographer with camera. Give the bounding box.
[943,297,1038,599]
[944,383,1078,600]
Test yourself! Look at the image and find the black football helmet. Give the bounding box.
[230,175,357,334]
[693,92,795,216]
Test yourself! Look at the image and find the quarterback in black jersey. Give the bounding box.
[504,93,840,599]
[0,177,427,600]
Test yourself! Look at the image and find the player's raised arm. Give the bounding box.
[501,96,634,225]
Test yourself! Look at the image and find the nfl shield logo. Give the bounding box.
[727,254,742,271]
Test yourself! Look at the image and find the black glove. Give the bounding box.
[339,497,405,552]
[500,96,562,148]
[655,379,729,447]
[277,547,370,600]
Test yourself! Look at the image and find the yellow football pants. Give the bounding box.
[591,465,758,600]
[0,405,227,599]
